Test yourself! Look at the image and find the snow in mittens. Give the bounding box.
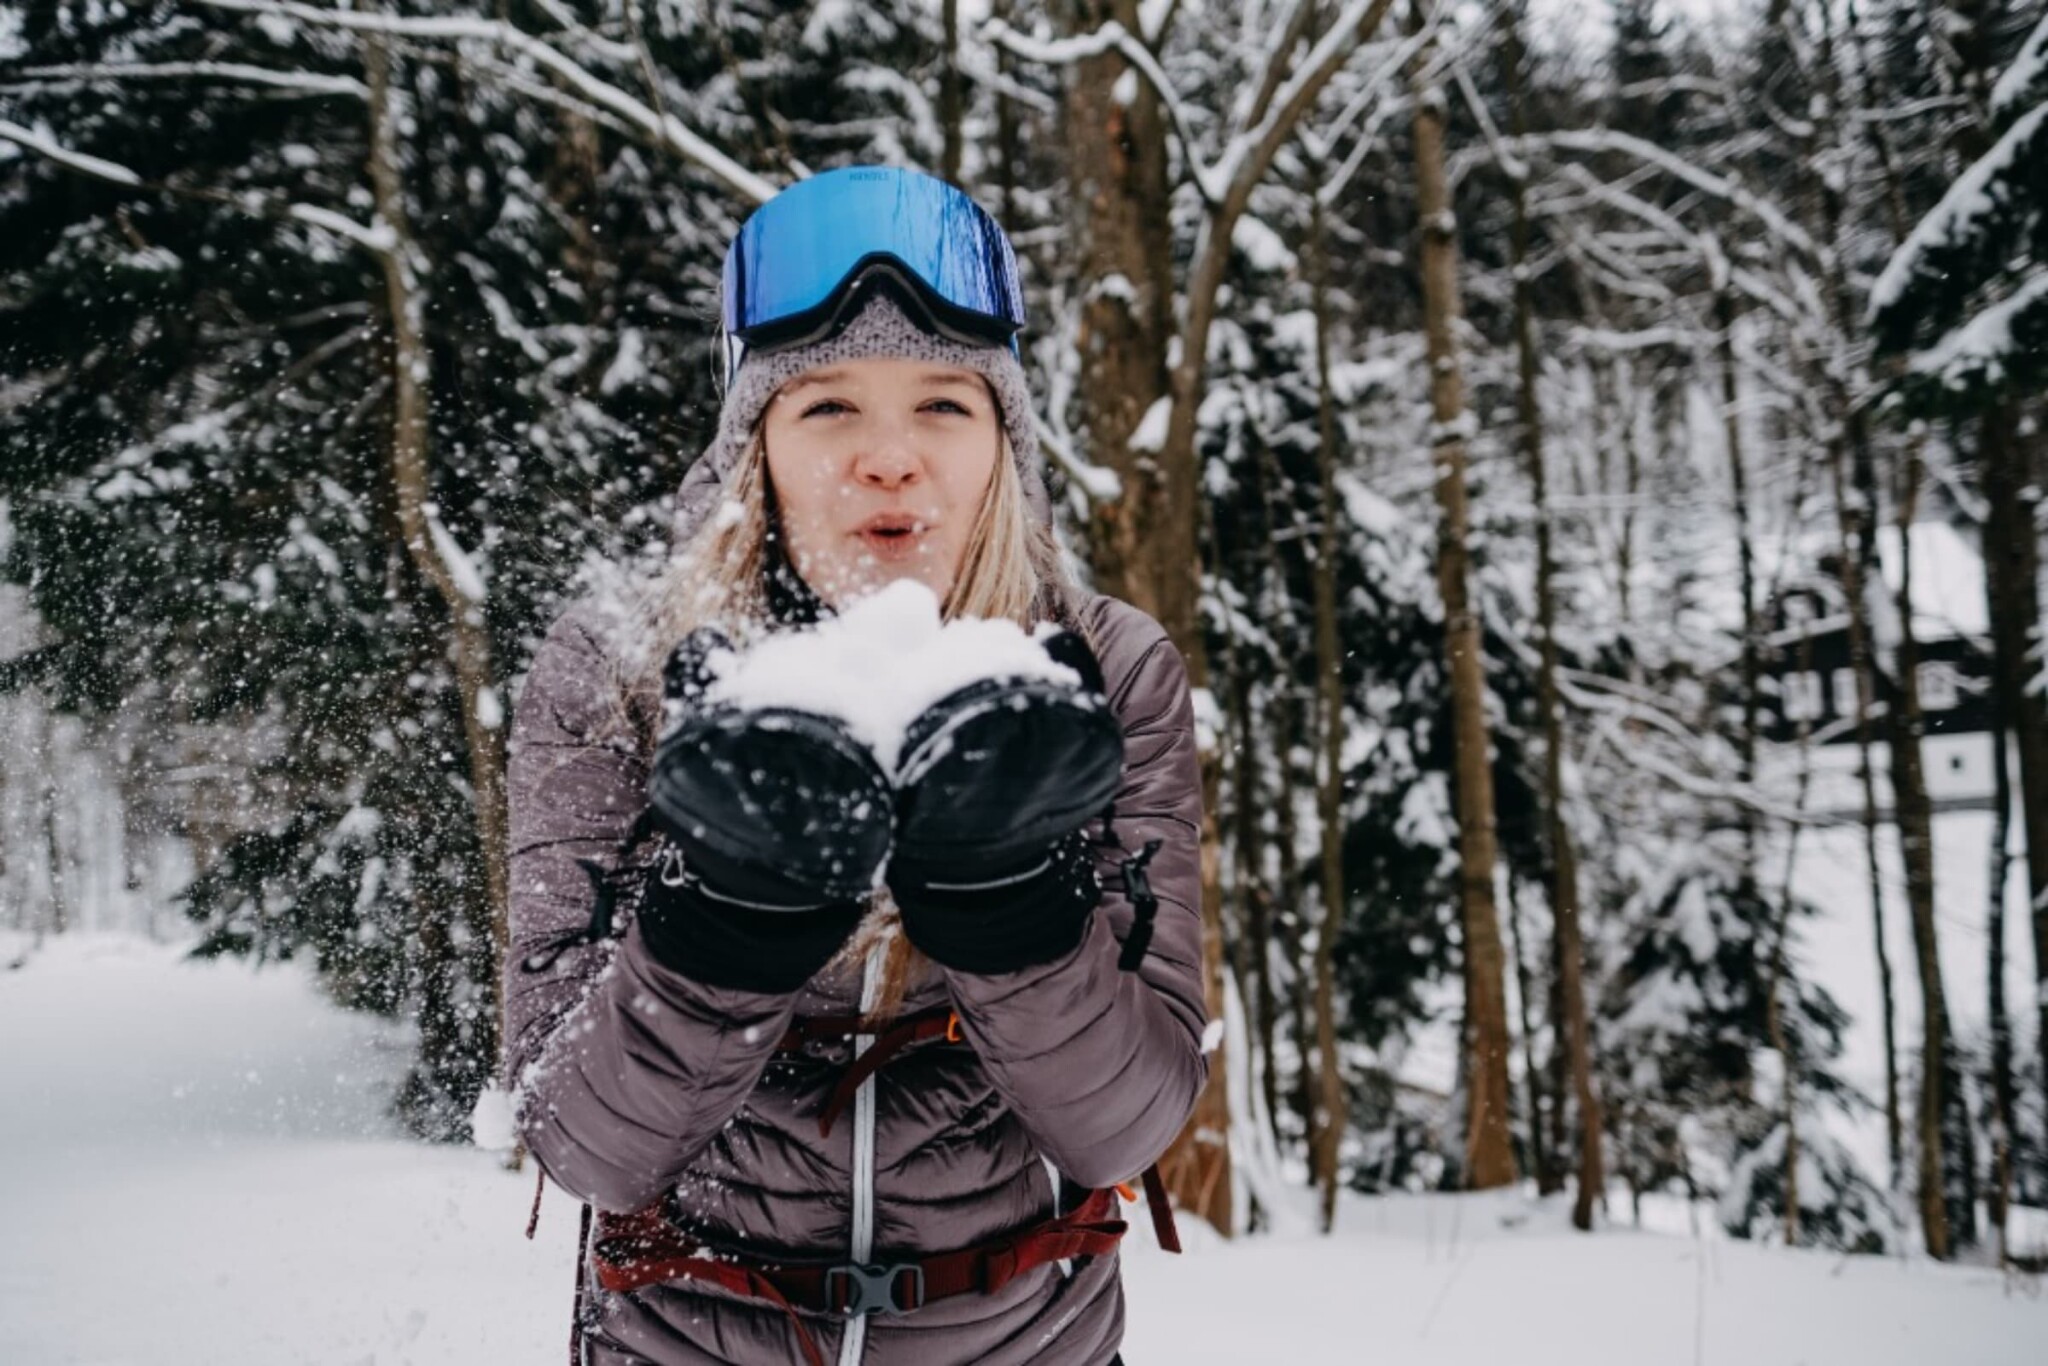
[701,579,1079,771]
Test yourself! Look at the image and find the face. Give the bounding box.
[760,357,1003,607]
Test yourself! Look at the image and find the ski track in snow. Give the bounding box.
[3,931,2044,1365]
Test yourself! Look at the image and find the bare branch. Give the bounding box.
[1238,0,1320,134]
[196,0,777,204]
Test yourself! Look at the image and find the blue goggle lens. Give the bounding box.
[721,167,1024,359]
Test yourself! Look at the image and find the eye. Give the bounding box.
[801,399,851,418]
[922,398,972,416]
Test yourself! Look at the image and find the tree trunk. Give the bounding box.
[1409,10,1517,1191]
[1807,9,1907,1187]
[1276,676,1316,1142]
[1247,434,1295,1143]
[1059,0,1232,1233]
[1503,1,1600,1228]
[1979,402,2048,1163]
[940,0,964,186]
[1061,0,1174,615]
[1307,187,1348,1232]
[1504,869,1554,1191]
[40,762,67,937]
[1924,0,2048,1193]
[1768,620,1820,1247]
[1890,447,1952,1259]
[1231,658,1283,1152]
[364,31,510,1108]
[1714,284,1761,887]
[1844,477,1906,1197]
[1986,699,2016,1259]
[992,0,1020,230]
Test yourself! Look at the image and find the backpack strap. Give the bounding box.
[591,1186,1129,1351]
[804,1007,962,1138]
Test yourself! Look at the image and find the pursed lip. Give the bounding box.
[851,512,932,553]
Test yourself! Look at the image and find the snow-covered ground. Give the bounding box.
[4,933,2044,1365]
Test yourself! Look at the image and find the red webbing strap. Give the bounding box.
[806,1008,961,1139]
[527,1167,547,1240]
[591,1187,1127,1325]
[918,1187,1129,1299]
[1138,1163,1182,1254]
[593,1208,829,1366]
[773,1014,868,1050]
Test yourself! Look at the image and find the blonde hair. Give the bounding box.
[624,417,1086,1021]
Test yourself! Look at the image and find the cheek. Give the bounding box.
[764,439,846,543]
[939,430,1002,520]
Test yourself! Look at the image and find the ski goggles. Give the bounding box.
[719,166,1025,385]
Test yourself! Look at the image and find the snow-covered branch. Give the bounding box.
[286,203,395,255]
[527,0,639,65]
[196,0,778,205]
[1905,265,2048,392]
[426,508,488,605]
[1536,127,1821,262]
[1868,102,2048,322]
[1566,323,1700,354]
[1307,20,1443,207]
[981,16,1221,203]
[0,115,393,257]
[6,62,369,99]
[991,0,1395,215]
[1213,0,1397,209]
[1235,0,1321,137]
[1989,10,2048,124]
[0,118,142,186]
[1451,50,1527,183]
[1034,412,1123,503]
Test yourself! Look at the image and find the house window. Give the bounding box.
[1783,671,1826,722]
[1918,661,1962,712]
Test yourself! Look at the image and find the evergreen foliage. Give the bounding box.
[1,0,2040,1253]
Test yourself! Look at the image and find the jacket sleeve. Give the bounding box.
[938,605,1210,1190]
[504,607,797,1214]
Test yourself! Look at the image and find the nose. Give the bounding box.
[850,425,923,491]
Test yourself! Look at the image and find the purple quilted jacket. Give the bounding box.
[503,579,1208,1365]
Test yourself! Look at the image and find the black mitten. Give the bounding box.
[889,629,1124,973]
[634,852,866,993]
[639,626,893,990]
[890,829,1102,974]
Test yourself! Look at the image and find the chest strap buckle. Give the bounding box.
[824,1261,927,1316]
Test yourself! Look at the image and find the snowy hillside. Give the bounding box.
[3,933,2041,1366]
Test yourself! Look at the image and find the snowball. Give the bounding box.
[703,580,1078,772]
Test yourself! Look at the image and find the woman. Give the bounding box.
[505,166,1206,1366]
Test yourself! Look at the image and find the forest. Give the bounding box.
[2,0,2046,1269]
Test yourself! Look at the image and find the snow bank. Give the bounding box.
[4,931,2045,1365]
[705,579,1077,771]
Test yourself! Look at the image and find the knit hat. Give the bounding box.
[673,291,1052,549]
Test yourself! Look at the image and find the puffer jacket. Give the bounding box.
[503,583,1208,1365]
